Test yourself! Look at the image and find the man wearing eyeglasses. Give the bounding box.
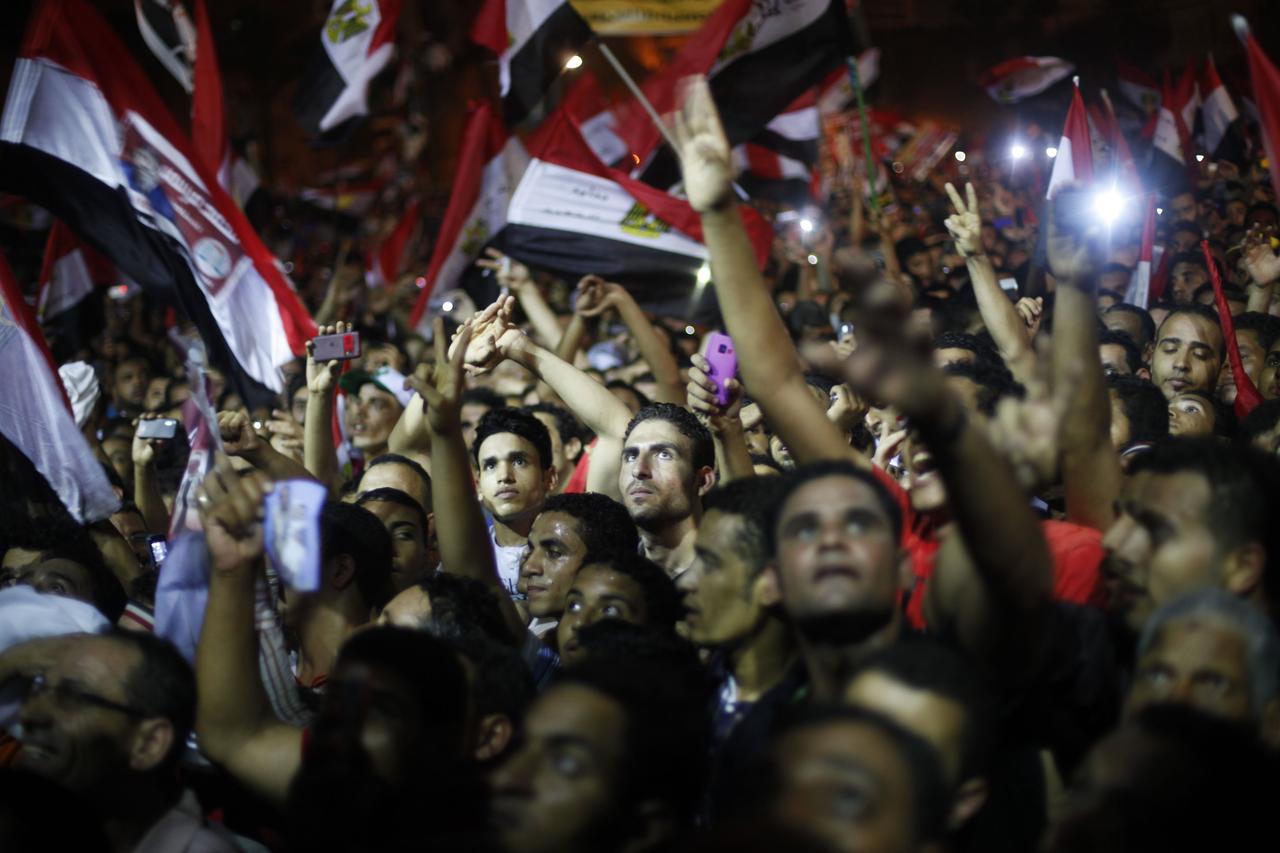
[0,629,235,852]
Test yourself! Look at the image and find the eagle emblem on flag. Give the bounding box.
[326,0,373,44]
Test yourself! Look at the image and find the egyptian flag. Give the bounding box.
[367,197,422,287]
[980,56,1074,104]
[815,48,881,115]
[37,222,116,321]
[501,110,772,317]
[191,0,258,208]
[1088,96,1140,189]
[1235,15,1280,200]
[1149,72,1192,197]
[1,0,315,400]
[1116,59,1159,118]
[0,252,119,524]
[1174,61,1201,149]
[293,0,402,144]
[1123,196,1157,309]
[134,0,195,92]
[732,91,821,205]
[471,0,594,127]
[561,71,628,167]
[622,0,856,187]
[408,102,529,334]
[1045,82,1093,199]
[1202,55,1247,166]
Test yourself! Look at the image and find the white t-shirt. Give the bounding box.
[489,523,529,599]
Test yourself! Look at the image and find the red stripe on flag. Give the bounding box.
[470,0,508,56]
[191,0,226,178]
[0,252,70,413]
[1241,24,1280,201]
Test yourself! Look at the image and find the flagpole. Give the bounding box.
[595,41,682,156]
[846,55,879,215]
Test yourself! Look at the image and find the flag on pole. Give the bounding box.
[1116,59,1160,116]
[0,251,119,523]
[37,222,115,321]
[471,0,594,127]
[1046,82,1093,199]
[293,0,403,143]
[1149,71,1192,197]
[1235,15,1280,201]
[408,102,528,334]
[732,90,821,204]
[501,110,772,315]
[1201,55,1247,165]
[560,71,629,167]
[1,0,316,400]
[814,48,881,115]
[979,56,1075,104]
[367,197,422,287]
[134,0,196,92]
[1123,195,1157,309]
[619,0,856,185]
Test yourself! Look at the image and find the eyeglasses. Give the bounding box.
[26,672,149,718]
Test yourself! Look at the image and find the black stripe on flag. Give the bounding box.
[0,144,279,406]
[749,127,819,168]
[504,3,594,127]
[292,47,363,146]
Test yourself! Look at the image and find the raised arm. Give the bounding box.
[302,323,347,491]
[686,353,754,483]
[218,411,319,484]
[578,279,685,405]
[1243,226,1280,314]
[945,182,1038,383]
[1046,190,1122,531]
[195,459,300,806]
[408,320,525,642]
[131,414,171,534]
[476,248,565,349]
[671,77,863,468]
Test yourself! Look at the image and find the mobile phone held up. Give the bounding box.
[136,418,179,440]
[313,331,361,362]
[704,333,738,407]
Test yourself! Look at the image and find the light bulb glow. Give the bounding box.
[684,325,696,336]
[799,218,814,233]
[1045,146,1058,159]
[1195,154,1205,163]
[1092,188,1125,225]
[1010,143,1028,160]
[441,301,454,312]
[564,54,583,70]
[954,150,966,162]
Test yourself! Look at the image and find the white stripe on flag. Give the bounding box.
[711,0,832,76]
[764,107,820,141]
[1046,136,1075,199]
[500,0,570,96]
[508,159,708,260]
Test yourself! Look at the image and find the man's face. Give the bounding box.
[1151,313,1223,398]
[1166,394,1215,438]
[864,405,904,444]
[771,475,904,626]
[1169,262,1209,305]
[739,403,771,457]
[290,386,310,425]
[906,251,934,283]
[1259,339,1280,400]
[363,343,406,373]
[460,403,491,452]
[769,719,921,853]
[1217,330,1268,404]
[143,377,169,412]
[359,462,431,511]
[1170,229,1200,254]
[362,499,429,592]
[1171,192,1198,223]
[844,670,967,786]
[478,433,551,527]
[556,565,650,667]
[1099,269,1130,295]
[349,385,402,452]
[1099,343,1134,377]
[1247,418,1280,457]
[102,436,133,487]
[0,558,96,607]
[1226,199,1248,227]
[1101,470,1224,633]
[620,419,704,531]
[112,359,150,410]
[489,684,627,853]
[17,637,146,793]
[522,511,588,619]
[679,510,767,648]
[1126,618,1255,724]
[769,433,794,471]
[1102,311,1147,350]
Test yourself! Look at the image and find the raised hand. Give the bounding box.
[1045,186,1100,287]
[1242,225,1280,287]
[1015,296,1044,336]
[670,76,734,214]
[872,428,908,475]
[827,383,867,432]
[218,410,262,458]
[475,247,534,290]
[266,409,304,461]
[686,352,743,435]
[449,295,521,374]
[576,279,631,318]
[986,359,1068,493]
[305,322,351,394]
[406,319,471,434]
[132,413,169,468]
[197,456,268,574]
[944,182,982,257]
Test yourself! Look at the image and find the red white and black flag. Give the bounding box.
[1123,195,1158,309]
[620,0,856,188]
[471,0,594,128]
[293,0,403,144]
[1045,82,1093,199]
[1149,71,1193,197]
[979,56,1074,104]
[367,197,422,288]
[134,0,196,92]
[732,89,821,205]
[0,252,119,524]
[1235,15,1280,201]
[1202,54,1247,166]
[1,0,316,400]
[409,102,529,334]
[1116,59,1160,118]
[501,110,773,317]
[37,221,116,321]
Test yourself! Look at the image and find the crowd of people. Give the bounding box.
[4,58,1280,853]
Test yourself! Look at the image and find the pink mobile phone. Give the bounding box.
[704,332,737,407]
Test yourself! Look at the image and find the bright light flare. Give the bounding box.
[1195,153,1205,163]
[954,150,966,162]
[1045,146,1058,159]
[695,263,711,287]
[799,218,814,233]
[441,300,454,312]
[684,325,696,336]
[1010,143,1028,160]
[1092,188,1125,226]
[564,54,583,70]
